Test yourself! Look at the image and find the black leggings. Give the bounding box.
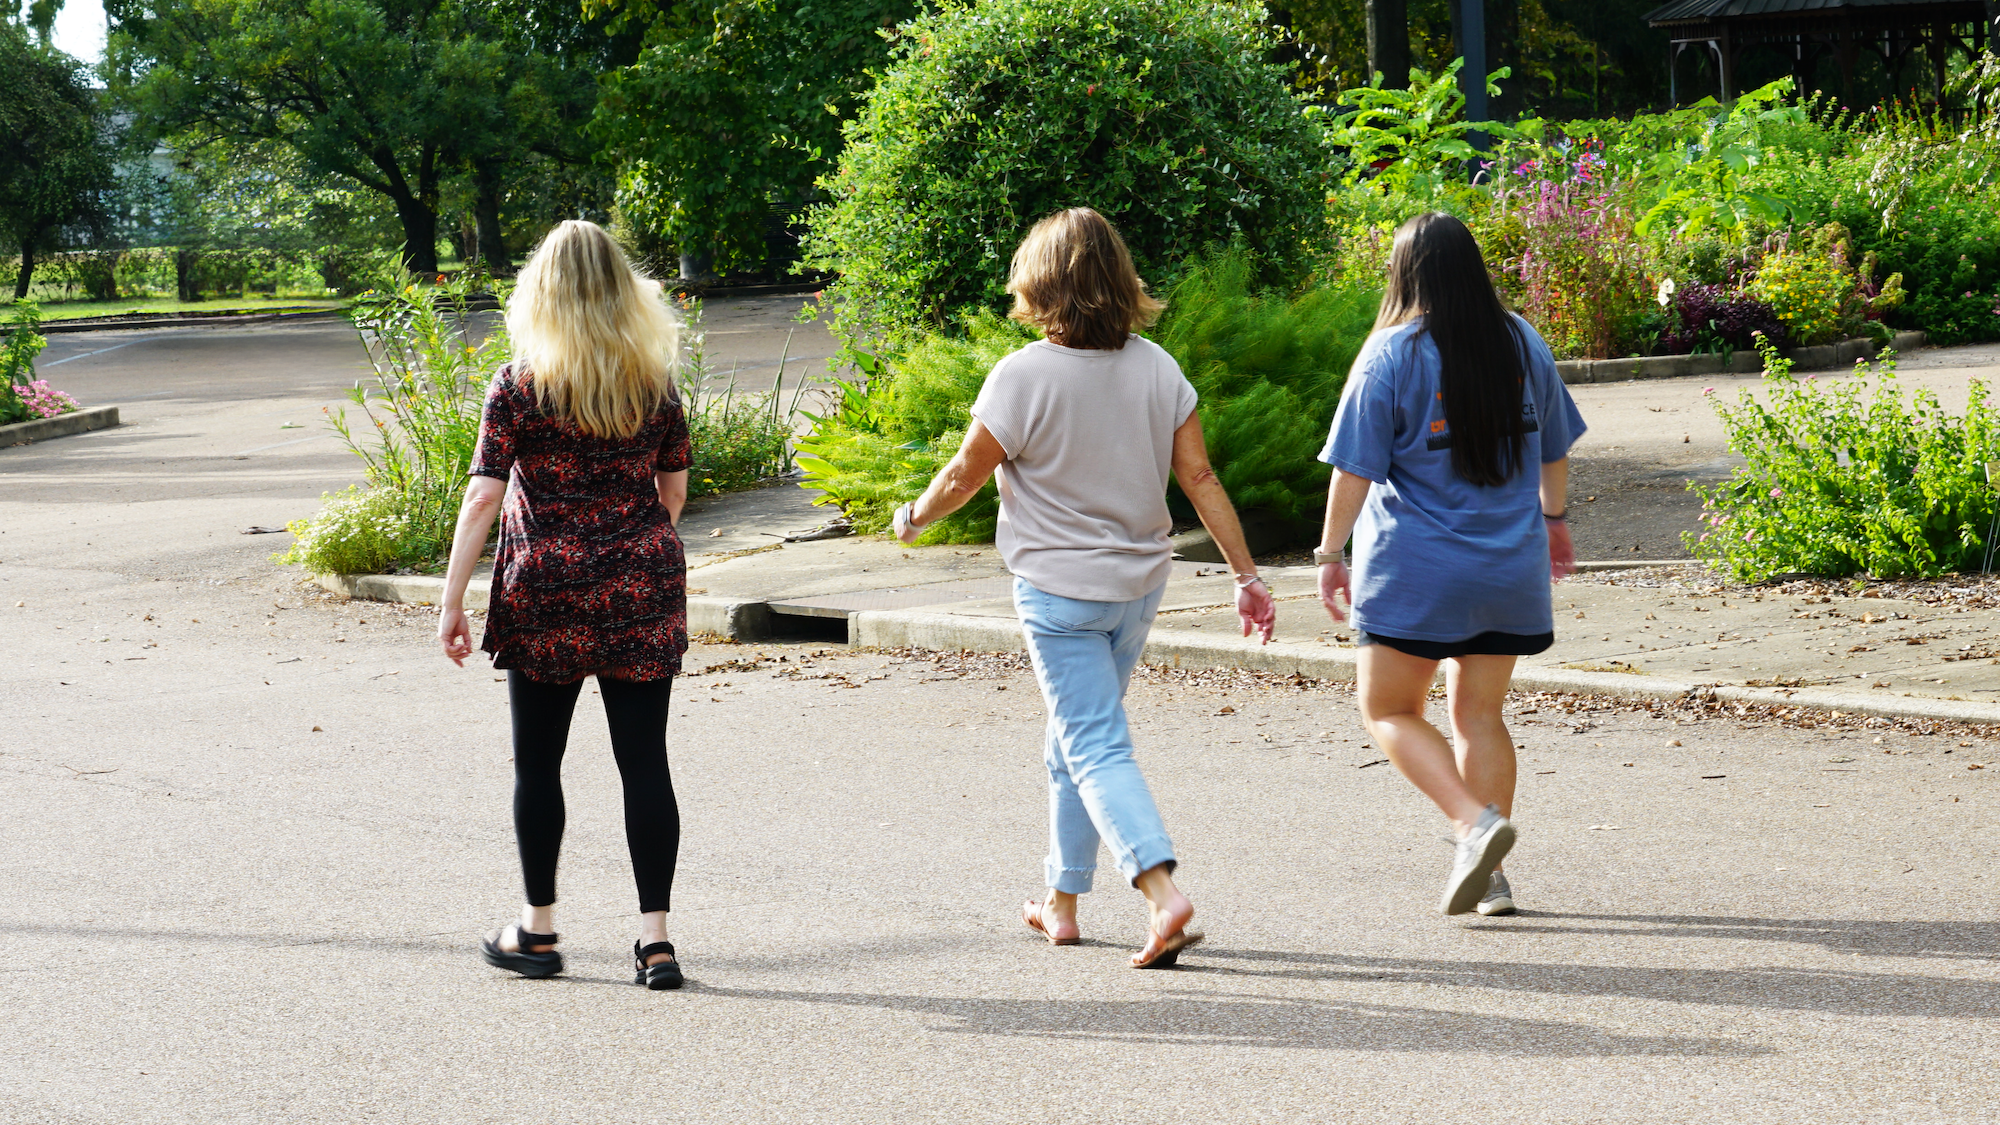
[507,671,680,914]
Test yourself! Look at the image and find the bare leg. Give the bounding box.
[1446,655,1519,868]
[493,903,556,953]
[639,909,673,965]
[1358,644,1488,834]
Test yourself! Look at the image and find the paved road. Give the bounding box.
[5,319,2000,1121]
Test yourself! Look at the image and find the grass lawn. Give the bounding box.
[33,296,347,322]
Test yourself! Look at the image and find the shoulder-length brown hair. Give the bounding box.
[1005,208,1164,350]
[1375,211,1529,488]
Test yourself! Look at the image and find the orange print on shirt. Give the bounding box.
[1430,419,1447,433]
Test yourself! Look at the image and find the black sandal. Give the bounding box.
[634,940,683,990]
[480,924,564,979]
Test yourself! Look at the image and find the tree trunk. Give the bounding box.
[394,195,440,276]
[13,239,32,300]
[1987,2,1999,51]
[175,248,198,302]
[1366,0,1410,89]
[472,159,509,276]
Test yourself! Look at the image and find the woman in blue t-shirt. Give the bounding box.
[1316,211,1586,918]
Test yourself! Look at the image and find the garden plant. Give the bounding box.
[0,299,81,425]
[1688,337,2000,582]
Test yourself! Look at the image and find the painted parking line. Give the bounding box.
[41,339,147,367]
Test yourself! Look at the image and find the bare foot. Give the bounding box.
[1023,898,1080,945]
[1131,892,1199,968]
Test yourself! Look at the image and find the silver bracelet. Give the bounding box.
[1233,574,1265,589]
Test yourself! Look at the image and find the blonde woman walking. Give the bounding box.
[1316,212,1585,917]
[438,220,694,989]
[895,207,1276,967]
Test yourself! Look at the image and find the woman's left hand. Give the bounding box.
[1237,578,1276,645]
[439,605,474,667]
[1547,516,1576,581]
[1317,561,1350,623]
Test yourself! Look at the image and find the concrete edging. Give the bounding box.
[852,607,2000,727]
[0,404,118,447]
[1554,331,1925,385]
[31,309,347,335]
[315,571,770,639]
[323,569,2000,726]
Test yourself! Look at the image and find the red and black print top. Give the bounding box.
[469,362,693,682]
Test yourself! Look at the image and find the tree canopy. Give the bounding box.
[0,18,114,299]
[107,0,602,273]
[591,0,915,273]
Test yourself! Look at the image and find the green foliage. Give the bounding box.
[803,0,1329,345]
[796,249,1379,541]
[593,0,914,271]
[275,484,419,576]
[1,298,46,386]
[280,274,507,572]
[0,21,115,298]
[1687,339,2000,581]
[1319,61,1531,196]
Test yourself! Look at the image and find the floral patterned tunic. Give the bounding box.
[469,363,693,682]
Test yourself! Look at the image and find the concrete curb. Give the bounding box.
[0,404,118,447]
[1553,331,1924,385]
[323,564,2000,726]
[852,607,2000,726]
[313,571,771,639]
[30,309,348,335]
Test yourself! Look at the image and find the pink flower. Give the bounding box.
[1744,530,1757,542]
[1702,387,1716,396]
[1769,488,1783,498]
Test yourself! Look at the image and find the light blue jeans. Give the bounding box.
[1014,577,1176,894]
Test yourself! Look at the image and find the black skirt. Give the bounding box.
[1356,629,1554,660]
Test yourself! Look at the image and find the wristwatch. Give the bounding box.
[1312,549,1344,566]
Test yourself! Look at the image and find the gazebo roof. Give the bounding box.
[1646,0,1976,22]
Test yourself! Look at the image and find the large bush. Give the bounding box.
[1688,341,1999,581]
[797,250,1378,542]
[802,0,1330,345]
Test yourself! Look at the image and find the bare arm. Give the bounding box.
[1315,470,1373,623]
[1170,411,1275,643]
[896,420,1008,540]
[1170,412,1257,577]
[1541,456,1574,580]
[655,469,688,526]
[438,474,508,666]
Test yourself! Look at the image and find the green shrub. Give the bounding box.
[279,275,507,573]
[276,485,416,575]
[685,388,800,497]
[803,0,1329,346]
[796,249,1379,541]
[1687,339,2000,581]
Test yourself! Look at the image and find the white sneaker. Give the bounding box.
[1476,871,1516,916]
[1442,805,1515,915]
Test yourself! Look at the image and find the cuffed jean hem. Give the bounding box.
[1045,864,1098,895]
[1112,836,1178,888]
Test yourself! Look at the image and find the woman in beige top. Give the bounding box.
[895,208,1275,968]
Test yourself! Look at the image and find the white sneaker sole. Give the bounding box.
[1441,820,1516,915]
[1476,894,1517,916]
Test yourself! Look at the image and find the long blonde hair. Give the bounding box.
[506,220,682,439]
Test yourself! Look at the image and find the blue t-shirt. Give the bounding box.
[1318,315,1586,642]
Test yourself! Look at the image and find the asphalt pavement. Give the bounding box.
[4,316,1999,1122]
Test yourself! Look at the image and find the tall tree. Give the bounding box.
[108,0,595,274]
[1368,0,1409,88]
[591,0,915,274]
[0,19,114,299]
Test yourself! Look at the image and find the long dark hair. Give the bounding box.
[1375,212,1527,487]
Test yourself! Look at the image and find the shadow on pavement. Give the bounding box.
[695,984,1770,1055]
[1192,942,2000,1020]
[1500,912,2000,962]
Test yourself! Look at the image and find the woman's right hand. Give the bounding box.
[1317,561,1350,623]
[439,605,473,667]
